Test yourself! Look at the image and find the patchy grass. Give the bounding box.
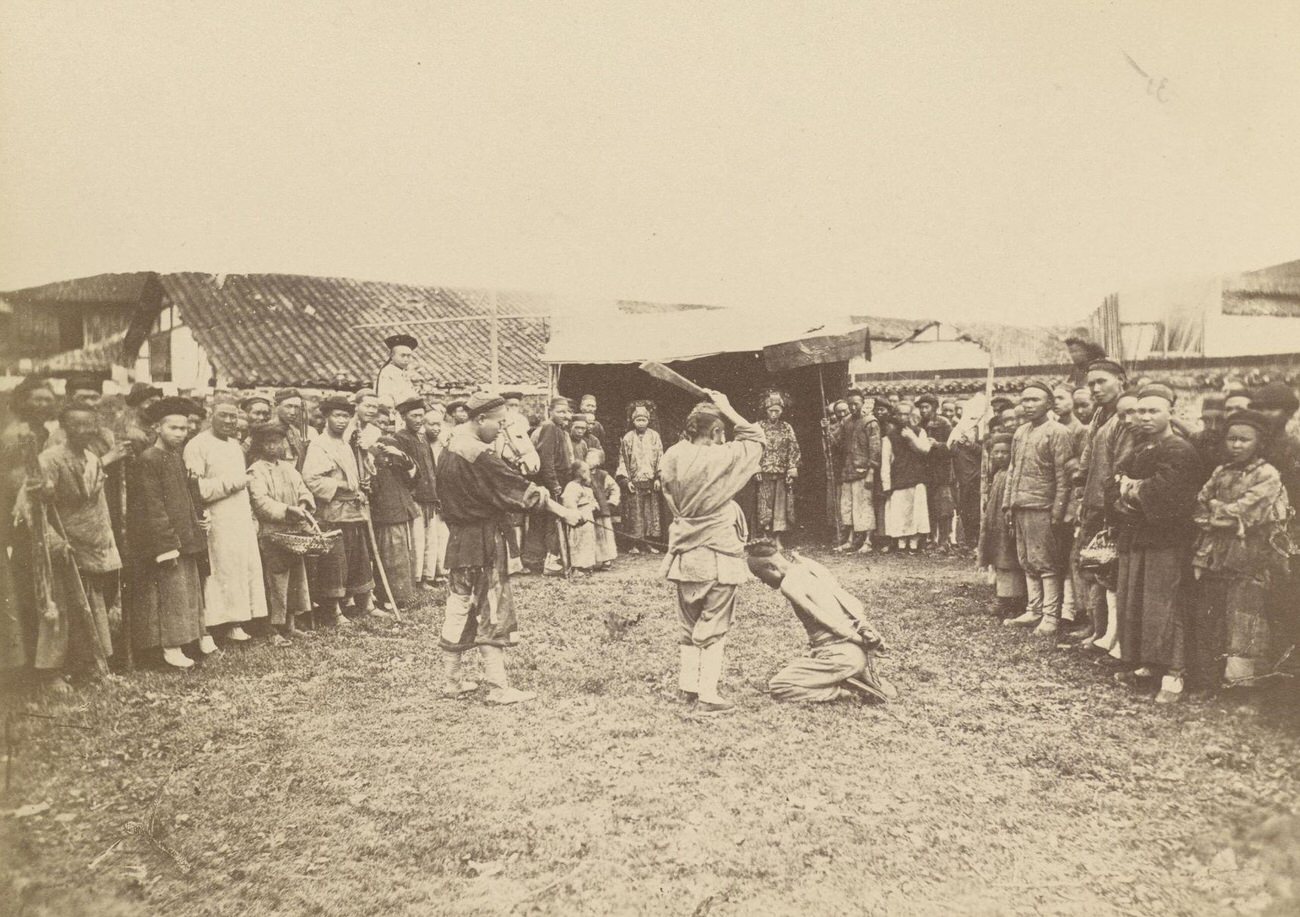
[3,551,1300,916]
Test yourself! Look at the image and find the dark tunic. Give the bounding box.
[369,436,417,526]
[1112,433,1201,670]
[978,468,1020,571]
[394,428,438,506]
[437,430,548,651]
[438,432,544,569]
[884,430,927,491]
[830,414,881,483]
[530,419,575,497]
[129,444,207,649]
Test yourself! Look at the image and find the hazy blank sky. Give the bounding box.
[2,1,1298,326]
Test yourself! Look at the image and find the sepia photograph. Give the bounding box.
[1,2,1298,914]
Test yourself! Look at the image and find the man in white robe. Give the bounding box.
[184,395,268,640]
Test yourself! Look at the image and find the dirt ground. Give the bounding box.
[3,550,1300,917]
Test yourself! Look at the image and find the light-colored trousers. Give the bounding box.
[412,503,449,582]
[769,641,867,703]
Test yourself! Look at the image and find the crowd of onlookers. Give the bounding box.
[821,350,1299,704]
[3,343,1298,706]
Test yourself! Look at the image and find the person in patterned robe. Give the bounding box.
[616,403,663,554]
[756,394,801,549]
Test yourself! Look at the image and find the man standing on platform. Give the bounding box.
[659,390,764,716]
[375,333,421,407]
[437,393,582,704]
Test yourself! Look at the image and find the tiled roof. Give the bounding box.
[5,272,157,307]
[159,273,552,389]
[30,331,129,373]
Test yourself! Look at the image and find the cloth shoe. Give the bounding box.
[162,647,193,669]
[1033,616,1059,637]
[227,626,251,642]
[441,650,479,697]
[198,634,218,655]
[481,644,535,704]
[1005,576,1043,627]
[1155,673,1185,704]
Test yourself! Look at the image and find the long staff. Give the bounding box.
[354,441,403,623]
[818,366,844,545]
[118,451,135,669]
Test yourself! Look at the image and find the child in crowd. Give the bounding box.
[978,434,1027,619]
[1191,409,1292,688]
[129,397,214,669]
[247,424,316,645]
[561,460,599,573]
[745,541,895,704]
[586,449,620,569]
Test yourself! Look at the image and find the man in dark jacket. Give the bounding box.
[522,397,575,573]
[826,389,881,554]
[437,393,581,704]
[1004,380,1074,636]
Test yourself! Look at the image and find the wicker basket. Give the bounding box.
[264,528,341,557]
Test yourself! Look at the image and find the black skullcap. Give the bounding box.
[396,396,425,416]
[1020,379,1054,399]
[915,393,939,408]
[383,333,418,350]
[1087,359,1126,378]
[248,422,288,446]
[318,395,355,417]
[1136,383,1176,405]
[1200,393,1226,411]
[274,387,303,404]
[240,394,272,412]
[1224,409,1273,436]
[145,397,200,424]
[466,393,506,418]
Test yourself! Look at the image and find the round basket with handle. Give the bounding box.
[263,511,340,557]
